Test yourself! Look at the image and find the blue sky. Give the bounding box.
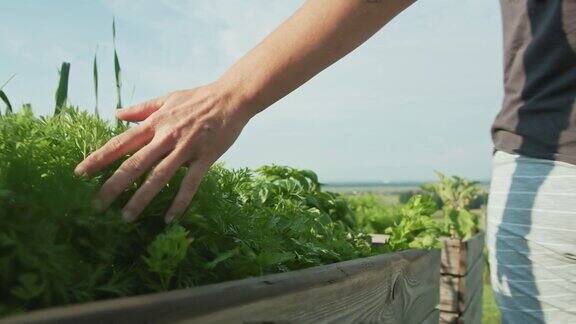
[1,0,502,182]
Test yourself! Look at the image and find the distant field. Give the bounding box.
[323,181,490,194]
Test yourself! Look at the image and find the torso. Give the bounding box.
[492,0,576,165]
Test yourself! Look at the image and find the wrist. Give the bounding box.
[210,75,263,123]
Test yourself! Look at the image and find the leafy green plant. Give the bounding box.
[422,172,481,210]
[54,62,70,115]
[0,107,372,317]
[346,193,401,234]
[384,195,443,251]
[142,225,193,291]
[422,172,481,239]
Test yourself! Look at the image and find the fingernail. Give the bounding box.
[122,210,135,223]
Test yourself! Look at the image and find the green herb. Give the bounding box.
[0,107,371,316]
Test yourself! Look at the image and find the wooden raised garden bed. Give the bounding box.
[439,232,485,324]
[4,249,440,324]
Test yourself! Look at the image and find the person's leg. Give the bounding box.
[487,151,576,323]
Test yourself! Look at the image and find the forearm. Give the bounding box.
[216,0,415,118]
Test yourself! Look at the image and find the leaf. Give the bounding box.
[112,18,122,114]
[54,62,71,115]
[204,247,240,270]
[0,90,12,115]
[0,74,16,90]
[93,46,99,118]
[10,273,45,300]
[448,208,477,240]
[143,225,193,290]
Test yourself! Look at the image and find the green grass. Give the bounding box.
[483,280,501,323]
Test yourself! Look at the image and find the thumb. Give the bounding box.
[116,96,165,122]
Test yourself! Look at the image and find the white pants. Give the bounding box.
[487,151,576,323]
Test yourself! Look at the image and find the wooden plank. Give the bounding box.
[464,232,485,274]
[421,309,440,324]
[441,232,485,276]
[440,255,484,312]
[439,284,483,324]
[439,310,459,324]
[459,282,483,324]
[4,249,440,324]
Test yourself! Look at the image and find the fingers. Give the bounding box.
[75,125,153,176]
[97,140,172,210]
[164,160,210,223]
[121,152,186,222]
[116,96,165,122]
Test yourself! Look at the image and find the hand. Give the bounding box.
[74,84,251,223]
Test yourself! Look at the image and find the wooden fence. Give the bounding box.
[439,232,485,324]
[4,249,440,324]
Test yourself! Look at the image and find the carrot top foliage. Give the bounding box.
[0,107,372,316]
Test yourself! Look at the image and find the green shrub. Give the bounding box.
[346,193,401,234]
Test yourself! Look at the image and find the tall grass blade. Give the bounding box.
[0,90,12,115]
[1,74,16,90]
[113,18,123,126]
[0,74,16,115]
[93,46,99,118]
[55,62,71,115]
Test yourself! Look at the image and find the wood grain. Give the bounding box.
[441,232,485,276]
[439,255,483,312]
[4,249,440,324]
[439,311,459,324]
[439,232,485,324]
[459,282,483,324]
[421,309,440,324]
[439,285,483,324]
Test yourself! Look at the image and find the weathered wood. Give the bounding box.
[439,310,459,324]
[439,232,485,324]
[439,255,484,312]
[4,249,440,324]
[421,309,440,324]
[441,232,485,276]
[440,282,484,324]
[459,282,483,324]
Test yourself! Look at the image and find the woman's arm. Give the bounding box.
[219,0,415,116]
[74,0,415,223]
